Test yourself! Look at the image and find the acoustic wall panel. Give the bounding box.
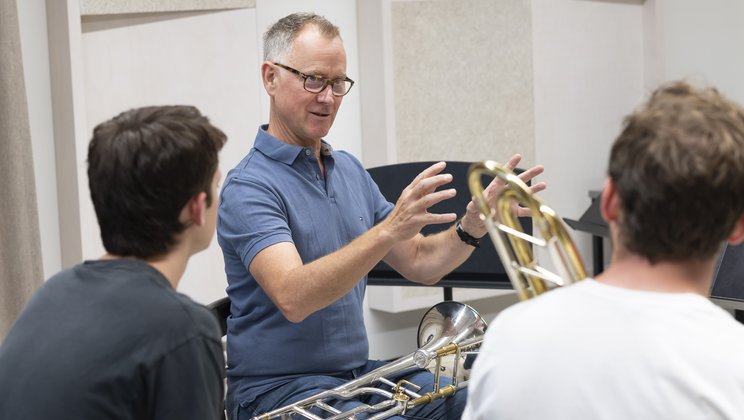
[79,0,254,16]
[391,0,535,166]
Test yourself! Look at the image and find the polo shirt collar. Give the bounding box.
[255,125,334,165]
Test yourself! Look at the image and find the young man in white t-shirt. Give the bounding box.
[464,81,744,420]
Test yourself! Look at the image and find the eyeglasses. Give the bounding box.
[273,62,355,97]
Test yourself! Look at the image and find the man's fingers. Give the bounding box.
[518,165,544,182]
[421,188,456,209]
[414,173,453,195]
[421,212,458,225]
[406,162,450,196]
[505,154,522,170]
[530,182,547,194]
[414,161,447,182]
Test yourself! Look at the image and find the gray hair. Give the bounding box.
[263,12,341,62]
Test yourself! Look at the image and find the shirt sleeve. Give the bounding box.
[218,175,294,270]
[146,335,226,420]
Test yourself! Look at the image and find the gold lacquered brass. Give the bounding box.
[467,160,588,301]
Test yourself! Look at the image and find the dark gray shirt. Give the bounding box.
[0,259,224,420]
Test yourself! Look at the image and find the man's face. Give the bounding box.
[269,25,347,145]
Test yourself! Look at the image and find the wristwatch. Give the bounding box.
[456,221,484,248]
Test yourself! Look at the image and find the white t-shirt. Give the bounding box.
[463,279,744,420]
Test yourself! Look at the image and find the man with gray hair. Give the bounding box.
[218,12,544,419]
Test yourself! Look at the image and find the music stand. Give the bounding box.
[710,242,744,322]
[366,161,529,300]
[563,190,608,275]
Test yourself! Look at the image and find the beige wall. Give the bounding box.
[392,0,535,166]
[79,0,254,15]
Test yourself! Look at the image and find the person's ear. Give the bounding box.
[185,192,207,227]
[726,214,744,245]
[262,61,277,95]
[599,177,619,223]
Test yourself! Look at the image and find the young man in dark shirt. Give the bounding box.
[0,105,227,420]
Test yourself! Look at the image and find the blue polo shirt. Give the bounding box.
[217,126,394,404]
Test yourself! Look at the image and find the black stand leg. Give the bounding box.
[735,310,744,325]
[592,235,604,276]
[443,287,453,301]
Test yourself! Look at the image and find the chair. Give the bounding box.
[207,296,231,337]
[207,296,231,420]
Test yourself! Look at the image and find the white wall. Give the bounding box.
[655,0,744,104]
[17,0,61,280]
[532,0,645,254]
[79,8,260,304]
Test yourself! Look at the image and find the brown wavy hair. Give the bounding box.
[609,81,744,263]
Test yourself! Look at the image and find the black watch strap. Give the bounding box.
[456,221,483,248]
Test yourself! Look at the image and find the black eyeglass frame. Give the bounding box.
[272,62,355,97]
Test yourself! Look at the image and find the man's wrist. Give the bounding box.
[455,220,485,248]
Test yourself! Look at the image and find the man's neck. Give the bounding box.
[265,123,324,173]
[266,122,320,149]
[595,253,716,296]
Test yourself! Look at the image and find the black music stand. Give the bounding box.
[710,242,744,323]
[564,190,608,276]
[366,161,528,300]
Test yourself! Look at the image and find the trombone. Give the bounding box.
[468,160,587,300]
[251,160,587,419]
[251,301,486,420]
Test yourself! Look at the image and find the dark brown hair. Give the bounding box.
[87,105,227,259]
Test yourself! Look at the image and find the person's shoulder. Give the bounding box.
[220,149,275,197]
[330,150,371,179]
[44,262,86,284]
[332,149,364,167]
[493,281,589,322]
[97,260,219,339]
[153,290,221,339]
[25,262,96,303]
[224,147,263,181]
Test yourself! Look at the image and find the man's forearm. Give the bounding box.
[269,222,399,322]
[385,220,481,285]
